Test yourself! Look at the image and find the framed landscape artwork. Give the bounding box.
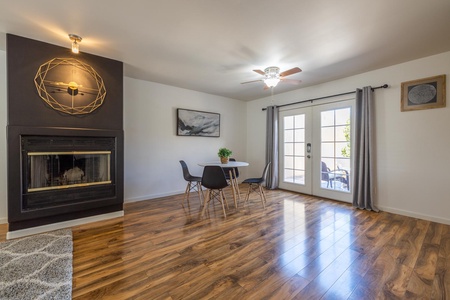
[401,74,446,112]
[177,108,220,137]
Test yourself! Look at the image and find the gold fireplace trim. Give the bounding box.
[28,180,112,192]
[27,151,112,156]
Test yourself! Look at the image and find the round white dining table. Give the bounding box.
[197,161,249,168]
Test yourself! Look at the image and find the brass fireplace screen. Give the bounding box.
[27,151,111,192]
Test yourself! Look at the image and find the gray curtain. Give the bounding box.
[352,86,379,211]
[265,105,279,189]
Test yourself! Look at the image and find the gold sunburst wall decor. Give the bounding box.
[34,58,107,115]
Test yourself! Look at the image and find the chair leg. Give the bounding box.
[196,181,204,205]
[182,182,191,206]
[243,183,266,209]
[259,184,266,209]
[201,189,229,218]
[219,190,227,218]
[214,189,228,209]
[200,190,211,217]
[243,184,252,206]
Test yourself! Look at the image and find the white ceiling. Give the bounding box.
[1,0,450,101]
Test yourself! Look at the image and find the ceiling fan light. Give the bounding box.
[264,78,280,88]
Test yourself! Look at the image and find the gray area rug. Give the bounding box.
[0,229,73,300]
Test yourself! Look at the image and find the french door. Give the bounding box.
[279,100,354,203]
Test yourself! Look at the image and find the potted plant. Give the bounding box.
[218,147,232,164]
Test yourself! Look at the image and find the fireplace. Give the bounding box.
[22,135,116,211]
[7,127,124,232]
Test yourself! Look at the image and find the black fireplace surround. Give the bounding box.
[8,127,124,231]
[7,34,124,232]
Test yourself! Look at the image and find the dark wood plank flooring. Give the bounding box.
[1,187,449,299]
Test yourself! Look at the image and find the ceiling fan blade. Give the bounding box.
[280,78,302,85]
[253,69,266,75]
[241,79,263,84]
[280,67,302,77]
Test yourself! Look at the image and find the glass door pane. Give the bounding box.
[312,100,354,203]
[283,114,305,184]
[320,107,351,192]
[279,108,312,194]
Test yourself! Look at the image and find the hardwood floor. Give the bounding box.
[1,188,450,299]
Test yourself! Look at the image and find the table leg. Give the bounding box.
[232,169,241,204]
[228,169,238,208]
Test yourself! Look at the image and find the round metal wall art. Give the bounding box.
[34,58,107,115]
[408,84,437,104]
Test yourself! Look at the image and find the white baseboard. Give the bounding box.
[378,205,450,226]
[124,187,209,203]
[0,217,7,225]
[6,211,124,240]
[125,190,184,203]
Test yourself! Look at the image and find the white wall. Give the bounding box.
[0,49,7,223]
[124,77,247,201]
[246,51,450,225]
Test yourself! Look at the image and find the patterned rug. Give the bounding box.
[0,229,73,300]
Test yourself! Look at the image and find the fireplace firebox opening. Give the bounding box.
[28,151,111,192]
[20,135,117,211]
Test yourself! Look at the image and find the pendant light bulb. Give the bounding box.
[263,66,281,88]
[72,41,79,53]
[69,34,82,54]
[264,78,280,88]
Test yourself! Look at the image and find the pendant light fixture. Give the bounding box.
[69,34,82,54]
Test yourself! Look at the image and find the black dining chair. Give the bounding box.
[241,162,271,209]
[200,166,229,218]
[179,160,203,206]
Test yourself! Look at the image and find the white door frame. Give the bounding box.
[278,99,355,203]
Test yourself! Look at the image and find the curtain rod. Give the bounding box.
[261,84,389,111]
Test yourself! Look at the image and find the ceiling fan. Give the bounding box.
[241,66,302,89]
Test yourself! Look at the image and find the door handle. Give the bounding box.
[307,155,311,159]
